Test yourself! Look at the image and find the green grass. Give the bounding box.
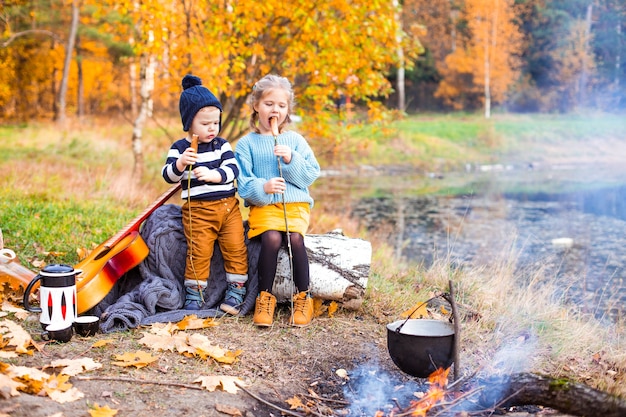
[0,193,134,266]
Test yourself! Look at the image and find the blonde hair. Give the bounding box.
[248,74,295,133]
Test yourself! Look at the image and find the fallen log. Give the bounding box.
[271,229,371,309]
[475,372,626,417]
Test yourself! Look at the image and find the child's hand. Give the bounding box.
[264,177,286,194]
[193,166,222,183]
[178,147,197,168]
[274,145,292,164]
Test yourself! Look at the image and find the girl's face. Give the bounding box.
[190,106,221,142]
[254,88,290,135]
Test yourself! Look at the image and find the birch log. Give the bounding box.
[271,229,372,310]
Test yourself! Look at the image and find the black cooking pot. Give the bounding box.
[386,319,455,378]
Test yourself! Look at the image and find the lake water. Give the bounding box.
[312,163,626,322]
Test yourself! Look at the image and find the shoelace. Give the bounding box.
[259,294,273,313]
[294,295,307,313]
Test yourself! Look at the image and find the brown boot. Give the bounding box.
[291,291,314,327]
[253,291,276,327]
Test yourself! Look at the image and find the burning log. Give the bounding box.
[475,372,626,417]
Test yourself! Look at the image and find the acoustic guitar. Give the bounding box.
[74,183,181,313]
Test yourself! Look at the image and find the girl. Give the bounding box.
[235,74,320,327]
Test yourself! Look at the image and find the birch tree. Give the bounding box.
[435,0,523,116]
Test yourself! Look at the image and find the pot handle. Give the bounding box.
[396,293,452,333]
[23,274,43,313]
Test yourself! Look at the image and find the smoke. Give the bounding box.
[343,364,425,416]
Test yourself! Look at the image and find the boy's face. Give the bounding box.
[190,106,221,142]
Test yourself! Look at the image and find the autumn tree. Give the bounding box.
[435,0,524,117]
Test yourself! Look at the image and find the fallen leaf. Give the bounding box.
[176,315,218,330]
[92,339,115,348]
[328,301,339,318]
[111,351,158,368]
[194,375,244,394]
[138,332,177,352]
[1,301,29,320]
[0,319,33,354]
[89,403,118,416]
[313,298,325,317]
[48,357,102,376]
[0,373,25,396]
[401,301,429,319]
[48,386,84,403]
[286,395,305,410]
[215,403,242,416]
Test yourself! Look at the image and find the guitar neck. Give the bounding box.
[103,183,181,249]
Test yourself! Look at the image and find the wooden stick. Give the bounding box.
[447,279,461,383]
[75,375,203,391]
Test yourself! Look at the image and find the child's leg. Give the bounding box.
[181,200,217,309]
[257,230,283,292]
[289,232,310,292]
[218,199,248,314]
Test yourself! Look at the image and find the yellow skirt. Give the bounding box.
[247,203,311,239]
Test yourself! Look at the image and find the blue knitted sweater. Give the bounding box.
[235,131,320,207]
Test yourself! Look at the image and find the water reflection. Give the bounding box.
[313,166,626,321]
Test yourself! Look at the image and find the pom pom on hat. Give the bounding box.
[179,74,223,132]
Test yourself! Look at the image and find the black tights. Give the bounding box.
[257,230,310,293]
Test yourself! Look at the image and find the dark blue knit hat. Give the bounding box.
[179,74,222,132]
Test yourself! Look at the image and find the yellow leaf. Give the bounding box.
[138,332,177,352]
[194,375,244,394]
[312,298,326,318]
[92,339,115,348]
[111,351,158,368]
[176,315,218,330]
[327,301,339,318]
[44,374,72,393]
[286,396,305,410]
[401,301,428,319]
[89,403,119,417]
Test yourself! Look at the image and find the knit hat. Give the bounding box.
[179,74,223,132]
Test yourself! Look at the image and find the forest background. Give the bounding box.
[2,0,625,179]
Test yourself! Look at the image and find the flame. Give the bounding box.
[408,367,450,416]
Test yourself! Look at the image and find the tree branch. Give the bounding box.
[1,30,61,47]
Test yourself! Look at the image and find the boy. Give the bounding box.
[162,74,248,314]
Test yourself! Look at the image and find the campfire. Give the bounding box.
[374,367,450,417]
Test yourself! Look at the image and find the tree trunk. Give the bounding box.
[476,372,626,417]
[56,0,79,126]
[76,35,84,119]
[131,52,155,181]
[393,0,405,111]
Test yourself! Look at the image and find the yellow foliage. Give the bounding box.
[89,403,119,417]
[111,350,159,368]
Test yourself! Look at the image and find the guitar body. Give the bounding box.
[72,183,181,313]
[75,231,149,313]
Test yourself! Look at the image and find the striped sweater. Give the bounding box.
[234,130,320,207]
[162,136,239,200]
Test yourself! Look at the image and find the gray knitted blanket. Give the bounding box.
[92,204,259,333]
